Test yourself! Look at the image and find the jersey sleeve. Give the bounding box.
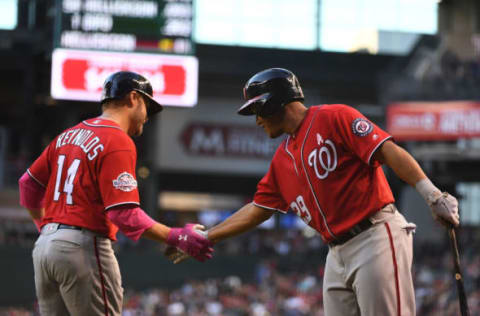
[334,105,392,166]
[253,163,289,213]
[27,144,52,187]
[98,150,140,210]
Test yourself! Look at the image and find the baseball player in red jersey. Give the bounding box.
[18,71,213,316]
[168,68,460,315]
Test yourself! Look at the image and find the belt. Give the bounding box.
[58,224,83,231]
[329,216,374,246]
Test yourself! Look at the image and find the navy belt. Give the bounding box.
[329,217,373,246]
[58,224,82,231]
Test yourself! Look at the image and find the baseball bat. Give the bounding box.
[447,227,470,316]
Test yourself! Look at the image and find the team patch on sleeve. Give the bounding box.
[113,172,138,192]
[351,118,373,137]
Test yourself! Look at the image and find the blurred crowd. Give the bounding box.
[381,47,480,103]
[98,230,480,316]
[1,226,480,316]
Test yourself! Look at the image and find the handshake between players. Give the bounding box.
[165,224,214,262]
[166,191,460,264]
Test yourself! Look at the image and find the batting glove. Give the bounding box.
[416,178,460,227]
[166,224,214,262]
[428,191,460,227]
[166,228,210,264]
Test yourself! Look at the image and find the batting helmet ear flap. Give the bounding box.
[260,94,286,117]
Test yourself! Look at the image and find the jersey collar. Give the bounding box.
[82,117,123,130]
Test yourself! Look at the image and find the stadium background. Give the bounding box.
[1,0,480,315]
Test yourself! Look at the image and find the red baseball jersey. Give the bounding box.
[254,104,395,243]
[27,118,140,240]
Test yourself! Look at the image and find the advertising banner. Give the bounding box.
[156,97,281,175]
[387,101,480,141]
[51,48,198,106]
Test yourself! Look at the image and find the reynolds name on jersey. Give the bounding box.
[55,128,104,160]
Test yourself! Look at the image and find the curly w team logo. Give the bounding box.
[113,172,137,192]
[352,118,373,137]
[308,136,337,180]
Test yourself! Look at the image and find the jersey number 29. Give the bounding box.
[290,195,312,224]
[53,155,80,205]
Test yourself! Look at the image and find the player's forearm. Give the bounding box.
[207,202,274,244]
[375,141,459,225]
[27,208,44,232]
[142,222,171,242]
[375,141,426,187]
[19,172,46,231]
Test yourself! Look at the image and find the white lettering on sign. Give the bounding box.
[84,68,165,93]
[81,0,158,18]
[162,19,192,37]
[181,124,280,159]
[81,14,113,32]
[227,132,277,157]
[85,68,112,91]
[51,48,198,106]
[61,31,136,51]
[63,0,82,13]
[164,2,193,18]
[387,102,480,140]
[439,110,480,134]
[190,128,225,154]
[60,0,192,53]
[392,113,436,130]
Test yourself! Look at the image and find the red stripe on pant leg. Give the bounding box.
[385,222,401,316]
[94,236,109,316]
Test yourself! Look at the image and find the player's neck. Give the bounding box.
[99,109,131,134]
[284,102,308,136]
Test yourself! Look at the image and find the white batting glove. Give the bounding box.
[429,192,460,227]
[416,179,460,227]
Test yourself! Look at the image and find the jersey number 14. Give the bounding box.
[53,155,81,205]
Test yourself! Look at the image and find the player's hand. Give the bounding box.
[165,226,210,264]
[164,246,190,264]
[166,224,214,262]
[429,192,460,227]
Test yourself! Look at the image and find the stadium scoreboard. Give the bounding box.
[55,0,194,55]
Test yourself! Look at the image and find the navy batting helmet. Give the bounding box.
[237,68,304,117]
[101,71,163,117]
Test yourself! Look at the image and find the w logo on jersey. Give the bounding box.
[307,135,337,180]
